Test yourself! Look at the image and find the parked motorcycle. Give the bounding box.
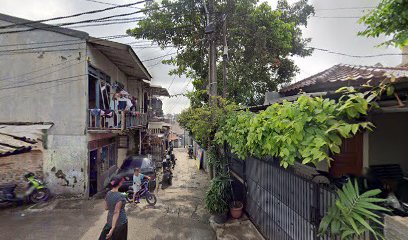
[161,158,173,186]
[188,145,193,159]
[0,172,50,207]
[170,153,176,169]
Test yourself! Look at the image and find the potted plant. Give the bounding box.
[229,201,243,219]
[205,172,231,224]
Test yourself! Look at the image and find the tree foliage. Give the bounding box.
[177,97,237,148]
[319,180,389,240]
[216,87,379,167]
[128,0,314,105]
[359,0,408,47]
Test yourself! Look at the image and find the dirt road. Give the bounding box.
[0,148,215,240]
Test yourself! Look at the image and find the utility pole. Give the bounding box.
[204,0,217,98]
[222,14,228,98]
[204,0,216,179]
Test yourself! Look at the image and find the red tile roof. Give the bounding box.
[280,64,408,95]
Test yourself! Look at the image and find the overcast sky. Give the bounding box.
[1,0,402,114]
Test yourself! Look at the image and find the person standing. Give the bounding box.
[99,176,128,240]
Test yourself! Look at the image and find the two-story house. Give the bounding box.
[0,14,168,197]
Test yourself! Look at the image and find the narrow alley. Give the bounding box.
[0,149,215,240]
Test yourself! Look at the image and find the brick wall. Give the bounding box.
[0,150,43,193]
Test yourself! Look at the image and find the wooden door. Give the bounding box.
[330,133,363,177]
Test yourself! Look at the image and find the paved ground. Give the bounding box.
[0,148,215,240]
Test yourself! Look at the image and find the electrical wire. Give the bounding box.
[0,74,87,91]
[0,3,184,35]
[0,57,80,81]
[307,47,408,58]
[82,0,143,10]
[0,59,86,88]
[0,48,85,56]
[314,7,375,11]
[0,0,147,30]
[141,52,177,62]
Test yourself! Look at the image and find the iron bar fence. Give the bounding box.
[225,147,375,240]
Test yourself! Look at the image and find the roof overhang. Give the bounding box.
[0,123,53,157]
[0,14,89,39]
[88,37,152,81]
[150,84,170,97]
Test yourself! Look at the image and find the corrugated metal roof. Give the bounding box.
[150,85,170,97]
[88,37,152,81]
[280,64,408,95]
[0,124,52,156]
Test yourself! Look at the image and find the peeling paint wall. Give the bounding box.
[43,135,88,196]
[0,20,89,196]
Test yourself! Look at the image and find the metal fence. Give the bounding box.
[225,148,340,240]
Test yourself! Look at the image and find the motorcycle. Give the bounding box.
[170,153,176,169]
[188,146,193,159]
[161,158,173,186]
[0,172,50,207]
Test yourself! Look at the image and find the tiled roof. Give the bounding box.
[280,64,408,95]
[0,124,52,156]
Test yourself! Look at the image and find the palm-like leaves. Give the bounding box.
[319,180,390,240]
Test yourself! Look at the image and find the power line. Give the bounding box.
[167,75,177,91]
[0,59,86,88]
[0,74,87,91]
[315,7,375,11]
[311,16,362,19]
[82,0,143,10]
[0,0,146,30]
[0,3,183,35]
[307,47,408,58]
[0,48,85,56]
[0,57,80,81]
[141,52,177,62]
[0,77,85,103]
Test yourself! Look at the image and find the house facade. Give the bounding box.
[227,63,408,240]
[0,14,168,197]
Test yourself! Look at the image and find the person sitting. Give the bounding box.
[132,168,150,203]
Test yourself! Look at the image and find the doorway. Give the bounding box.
[89,149,98,196]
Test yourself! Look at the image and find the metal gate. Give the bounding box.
[245,156,337,240]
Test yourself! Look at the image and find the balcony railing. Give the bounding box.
[88,109,147,131]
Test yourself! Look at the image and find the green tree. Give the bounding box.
[128,0,314,106]
[359,0,408,47]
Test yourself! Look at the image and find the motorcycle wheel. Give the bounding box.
[145,193,157,206]
[29,188,50,203]
[168,177,173,185]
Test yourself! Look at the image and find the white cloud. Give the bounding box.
[1,0,402,113]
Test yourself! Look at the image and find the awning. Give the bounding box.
[0,124,53,156]
[150,85,170,97]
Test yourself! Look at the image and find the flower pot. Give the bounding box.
[230,201,243,219]
[213,212,228,224]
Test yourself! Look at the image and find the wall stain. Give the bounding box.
[55,170,69,186]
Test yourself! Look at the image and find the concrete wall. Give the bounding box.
[368,112,408,172]
[402,46,408,66]
[0,22,90,196]
[44,135,88,196]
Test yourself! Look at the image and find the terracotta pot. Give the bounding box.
[230,201,243,219]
